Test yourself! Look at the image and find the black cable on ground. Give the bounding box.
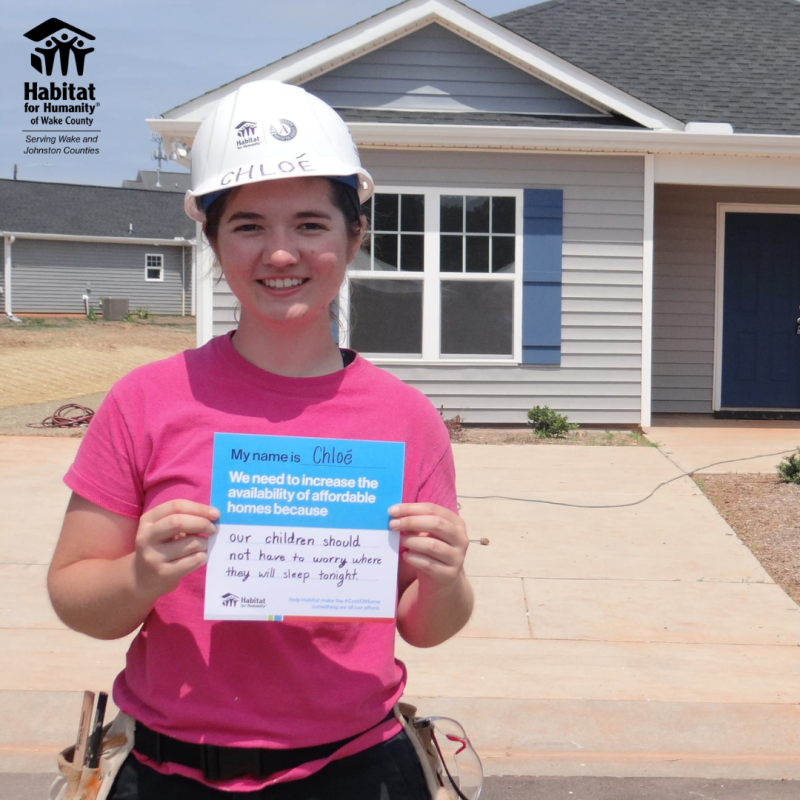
[458,448,798,510]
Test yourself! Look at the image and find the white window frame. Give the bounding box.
[341,186,523,365]
[145,253,164,282]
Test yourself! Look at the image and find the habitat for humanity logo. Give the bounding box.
[21,16,100,155]
[221,593,240,607]
[235,121,261,150]
[24,18,95,77]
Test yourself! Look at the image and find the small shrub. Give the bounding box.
[776,449,800,484]
[85,306,98,321]
[439,406,465,442]
[527,405,579,439]
[132,307,152,320]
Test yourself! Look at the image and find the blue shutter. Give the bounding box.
[522,189,563,364]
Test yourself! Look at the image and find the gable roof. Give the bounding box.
[497,0,800,135]
[159,0,681,132]
[0,180,194,239]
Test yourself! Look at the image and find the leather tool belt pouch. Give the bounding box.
[49,713,134,800]
[394,701,458,800]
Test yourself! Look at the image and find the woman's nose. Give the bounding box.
[262,239,298,268]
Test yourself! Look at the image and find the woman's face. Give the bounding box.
[210,177,362,329]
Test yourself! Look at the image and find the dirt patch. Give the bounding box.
[448,426,648,446]
[695,473,800,604]
[0,316,194,411]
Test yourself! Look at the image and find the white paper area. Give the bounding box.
[205,524,400,620]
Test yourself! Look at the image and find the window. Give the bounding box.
[343,189,520,361]
[145,254,164,282]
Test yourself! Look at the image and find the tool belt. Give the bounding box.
[133,709,396,781]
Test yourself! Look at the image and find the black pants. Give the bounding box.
[107,731,430,800]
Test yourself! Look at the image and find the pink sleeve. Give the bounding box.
[415,440,458,515]
[64,388,144,519]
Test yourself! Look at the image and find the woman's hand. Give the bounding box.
[389,502,469,591]
[391,502,473,647]
[133,500,219,601]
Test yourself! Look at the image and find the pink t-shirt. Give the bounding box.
[64,332,457,790]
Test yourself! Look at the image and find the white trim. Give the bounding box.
[3,235,13,317]
[0,231,192,246]
[349,124,800,157]
[656,154,800,188]
[370,358,519,366]
[145,253,165,282]
[160,0,681,132]
[422,189,439,359]
[714,203,800,411]
[196,222,214,347]
[146,120,800,165]
[640,154,654,428]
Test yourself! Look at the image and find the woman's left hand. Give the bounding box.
[389,503,469,591]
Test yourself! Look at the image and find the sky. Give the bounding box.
[0,0,538,188]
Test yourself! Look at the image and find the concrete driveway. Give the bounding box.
[1,435,800,789]
[646,414,800,474]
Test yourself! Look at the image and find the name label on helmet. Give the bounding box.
[220,154,314,188]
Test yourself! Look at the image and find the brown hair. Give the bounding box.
[201,178,363,247]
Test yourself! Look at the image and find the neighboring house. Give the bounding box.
[122,169,192,193]
[149,0,800,425]
[0,179,195,317]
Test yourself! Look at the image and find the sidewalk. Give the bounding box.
[1,436,800,785]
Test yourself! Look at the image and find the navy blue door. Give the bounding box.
[722,213,800,408]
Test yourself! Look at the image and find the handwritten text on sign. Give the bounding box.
[205,434,405,622]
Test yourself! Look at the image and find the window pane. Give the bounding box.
[465,236,490,272]
[350,279,423,355]
[492,237,515,273]
[146,268,161,280]
[400,234,424,271]
[440,281,513,356]
[351,244,371,271]
[361,198,373,228]
[492,197,516,234]
[401,194,424,232]
[465,196,490,233]
[440,235,462,272]
[440,196,463,233]
[373,233,398,271]
[373,194,399,231]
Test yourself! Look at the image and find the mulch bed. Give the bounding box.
[694,473,800,603]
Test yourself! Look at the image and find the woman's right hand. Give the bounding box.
[133,500,220,601]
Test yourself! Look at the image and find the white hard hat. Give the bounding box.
[184,80,374,222]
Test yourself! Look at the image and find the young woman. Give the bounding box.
[47,80,473,799]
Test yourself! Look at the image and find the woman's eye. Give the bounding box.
[300,222,325,231]
[234,224,260,232]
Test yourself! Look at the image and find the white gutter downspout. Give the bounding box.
[640,154,655,429]
[4,234,15,318]
[195,223,214,347]
[191,242,196,317]
[181,246,186,317]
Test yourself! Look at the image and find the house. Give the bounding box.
[1,179,195,317]
[148,0,800,425]
[121,170,192,193]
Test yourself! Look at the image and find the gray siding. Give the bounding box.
[10,239,192,315]
[303,23,604,117]
[653,185,800,414]
[213,151,645,425]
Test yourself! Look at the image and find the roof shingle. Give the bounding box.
[496,0,800,134]
[0,180,194,239]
